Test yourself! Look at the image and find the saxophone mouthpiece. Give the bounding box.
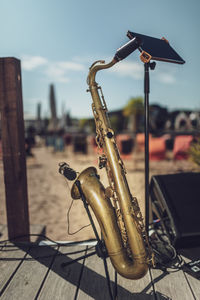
[114,36,142,61]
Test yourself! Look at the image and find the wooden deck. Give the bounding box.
[0,226,200,300]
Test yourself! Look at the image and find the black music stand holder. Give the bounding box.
[127,30,185,233]
[60,179,118,300]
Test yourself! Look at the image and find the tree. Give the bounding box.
[123,97,144,133]
[109,114,123,134]
[79,118,96,133]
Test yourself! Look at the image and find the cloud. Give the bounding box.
[110,60,176,84]
[56,61,85,71]
[44,64,70,83]
[21,55,176,85]
[109,60,144,80]
[44,61,85,83]
[21,55,48,70]
[156,72,176,84]
[21,55,86,83]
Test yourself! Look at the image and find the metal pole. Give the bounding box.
[144,61,156,234]
[144,63,150,234]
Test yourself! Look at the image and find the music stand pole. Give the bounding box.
[127,30,184,234]
[144,62,156,234]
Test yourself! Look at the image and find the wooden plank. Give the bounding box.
[117,270,155,299]
[0,57,30,242]
[0,243,28,296]
[0,244,58,299]
[78,246,115,300]
[150,267,195,300]
[37,244,88,300]
[180,247,200,300]
[78,246,155,300]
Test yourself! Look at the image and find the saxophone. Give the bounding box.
[71,37,153,279]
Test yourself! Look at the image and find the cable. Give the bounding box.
[67,198,91,235]
[149,220,184,272]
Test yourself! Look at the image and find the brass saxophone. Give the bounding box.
[71,38,153,279]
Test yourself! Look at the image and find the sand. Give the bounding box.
[0,143,199,242]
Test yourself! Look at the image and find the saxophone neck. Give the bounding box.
[87,36,142,87]
[87,58,117,87]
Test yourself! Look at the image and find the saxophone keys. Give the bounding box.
[99,154,107,169]
[105,186,114,198]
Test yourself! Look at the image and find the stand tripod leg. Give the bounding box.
[75,180,102,244]
[76,180,117,299]
[101,256,116,300]
[113,270,118,299]
[62,180,117,300]
[105,264,118,300]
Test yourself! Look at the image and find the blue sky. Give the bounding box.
[1,0,200,119]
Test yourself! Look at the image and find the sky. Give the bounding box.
[1,0,200,119]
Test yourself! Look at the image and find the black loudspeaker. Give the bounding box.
[150,172,200,249]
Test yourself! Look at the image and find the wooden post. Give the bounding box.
[0,57,30,242]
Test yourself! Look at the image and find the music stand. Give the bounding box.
[127,30,185,233]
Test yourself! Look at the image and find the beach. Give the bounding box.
[0,143,199,242]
